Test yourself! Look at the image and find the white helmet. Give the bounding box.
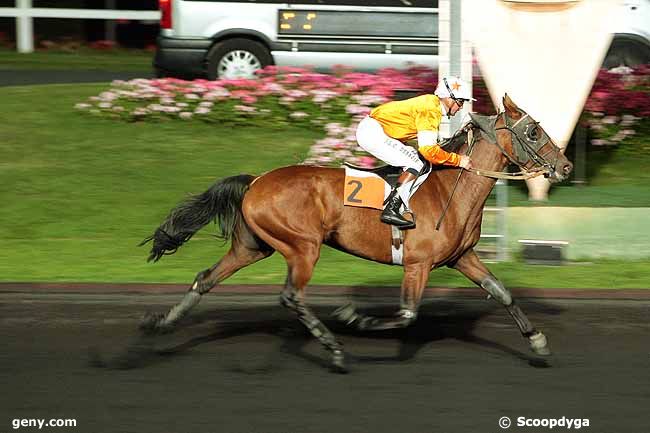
[435,76,476,102]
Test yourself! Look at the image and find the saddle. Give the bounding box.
[342,162,402,189]
[343,157,432,189]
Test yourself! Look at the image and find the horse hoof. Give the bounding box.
[332,304,359,325]
[330,350,348,374]
[139,312,170,335]
[529,332,551,356]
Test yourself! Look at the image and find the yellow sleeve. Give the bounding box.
[418,144,461,167]
[413,96,442,132]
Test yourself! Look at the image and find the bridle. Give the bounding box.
[468,110,562,181]
[436,110,561,229]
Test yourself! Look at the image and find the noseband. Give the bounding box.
[495,111,562,176]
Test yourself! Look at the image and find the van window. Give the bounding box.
[185,0,436,7]
[278,10,436,38]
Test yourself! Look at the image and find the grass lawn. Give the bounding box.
[1,83,649,288]
[0,47,153,71]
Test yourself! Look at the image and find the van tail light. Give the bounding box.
[160,0,172,29]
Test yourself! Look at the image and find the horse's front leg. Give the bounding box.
[333,262,429,331]
[453,249,551,356]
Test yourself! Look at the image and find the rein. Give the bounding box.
[435,127,477,231]
[469,167,547,180]
[435,112,554,230]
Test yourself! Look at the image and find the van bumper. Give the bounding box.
[154,36,212,78]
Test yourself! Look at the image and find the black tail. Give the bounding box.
[140,174,255,262]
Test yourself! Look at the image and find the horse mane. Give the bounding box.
[440,122,472,154]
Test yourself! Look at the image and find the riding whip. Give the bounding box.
[435,127,475,231]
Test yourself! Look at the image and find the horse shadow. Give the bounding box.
[331,296,562,369]
[90,296,563,372]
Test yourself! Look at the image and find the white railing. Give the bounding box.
[0,0,161,53]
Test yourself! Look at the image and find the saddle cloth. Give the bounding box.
[343,166,431,210]
[343,168,392,210]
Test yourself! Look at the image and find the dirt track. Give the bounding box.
[1,290,648,433]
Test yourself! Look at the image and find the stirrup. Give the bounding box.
[401,209,416,229]
[394,214,415,230]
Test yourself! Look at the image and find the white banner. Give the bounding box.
[467,0,621,199]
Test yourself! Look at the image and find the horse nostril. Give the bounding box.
[563,163,573,175]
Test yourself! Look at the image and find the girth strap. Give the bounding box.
[391,225,404,265]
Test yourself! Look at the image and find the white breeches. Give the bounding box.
[356,116,426,210]
[356,116,424,175]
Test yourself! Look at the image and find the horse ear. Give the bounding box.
[502,93,520,117]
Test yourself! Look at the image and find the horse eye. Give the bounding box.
[527,125,540,141]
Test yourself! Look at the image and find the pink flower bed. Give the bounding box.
[583,65,650,145]
[75,64,648,166]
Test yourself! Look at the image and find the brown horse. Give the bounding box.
[140,95,573,373]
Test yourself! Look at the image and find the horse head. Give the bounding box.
[495,94,573,183]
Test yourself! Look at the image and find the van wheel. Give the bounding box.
[603,39,650,69]
[206,38,273,80]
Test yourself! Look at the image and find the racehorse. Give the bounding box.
[140,95,573,373]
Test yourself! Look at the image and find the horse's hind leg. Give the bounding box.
[141,228,273,333]
[279,243,347,373]
[453,249,551,356]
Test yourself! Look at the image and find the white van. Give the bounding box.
[605,0,650,68]
[154,0,649,80]
[154,0,438,79]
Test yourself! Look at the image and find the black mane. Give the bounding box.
[440,125,470,153]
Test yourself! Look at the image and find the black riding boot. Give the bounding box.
[380,187,415,229]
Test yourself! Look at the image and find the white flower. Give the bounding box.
[234,105,256,113]
[99,91,118,101]
[204,88,230,100]
[608,65,633,74]
[345,104,370,115]
[287,89,308,98]
[325,123,345,135]
[132,108,150,116]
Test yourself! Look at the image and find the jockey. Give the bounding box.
[355,75,475,229]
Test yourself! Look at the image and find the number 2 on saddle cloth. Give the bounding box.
[343,165,430,210]
[343,171,388,209]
